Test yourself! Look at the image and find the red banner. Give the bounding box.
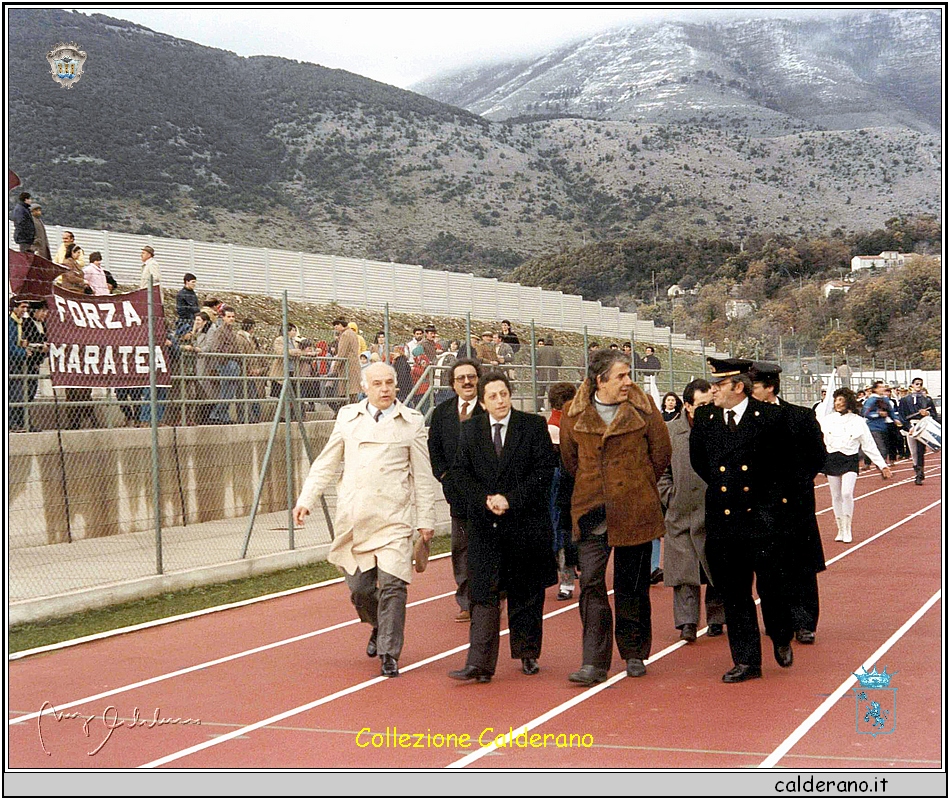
[8,249,66,300]
[45,285,171,388]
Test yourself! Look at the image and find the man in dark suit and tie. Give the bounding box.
[748,361,827,646]
[689,358,795,683]
[445,371,557,683]
[427,358,484,622]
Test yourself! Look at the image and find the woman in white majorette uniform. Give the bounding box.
[816,387,892,543]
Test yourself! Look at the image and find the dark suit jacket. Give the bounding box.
[777,398,827,574]
[689,397,791,539]
[445,409,557,604]
[899,392,940,426]
[427,393,485,485]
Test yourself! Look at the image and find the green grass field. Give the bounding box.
[9,534,452,654]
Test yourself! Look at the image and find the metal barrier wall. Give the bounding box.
[8,221,722,355]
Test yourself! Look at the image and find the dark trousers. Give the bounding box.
[789,569,820,633]
[705,532,793,668]
[450,516,470,612]
[344,567,408,660]
[577,534,652,670]
[9,377,24,429]
[672,581,725,630]
[467,589,545,674]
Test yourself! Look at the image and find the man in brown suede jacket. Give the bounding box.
[559,348,672,685]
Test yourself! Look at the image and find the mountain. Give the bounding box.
[7,9,942,288]
[413,10,941,134]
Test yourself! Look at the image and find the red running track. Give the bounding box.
[7,459,942,770]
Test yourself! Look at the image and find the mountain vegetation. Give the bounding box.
[7,9,942,365]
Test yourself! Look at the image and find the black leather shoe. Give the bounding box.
[380,654,399,677]
[366,628,378,658]
[521,657,540,675]
[568,665,608,686]
[722,664,762,683]
[650,568,664,585]
[707,623,724,637]
[774,642,794,668]
[795,629,815,645]
[626,658,647,677]
[679,624,697,643]
[448,665,492,683]
[915,476,924,485]
[556,588,573,601]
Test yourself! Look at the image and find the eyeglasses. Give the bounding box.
[454,374,478,384]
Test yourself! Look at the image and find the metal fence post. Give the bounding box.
[465,313,471,356]
[147,277,163,575]
[283,291,295,550]
[384,302,390,357]
[701,339,708,378]
[668,327,674,393]
[631,326,637,383]
[583,326,589,374]
[530,320,538,413]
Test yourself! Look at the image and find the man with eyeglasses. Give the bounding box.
[428,358,484,622]
[899,377,940,485]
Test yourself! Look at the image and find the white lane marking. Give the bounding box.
[815,470,938,515]
[823,500,941,566]
[8,589,456,726]
[445,637,689,769]
[443,501,941,770]
[758,590,941,769]
[138,598,588,768]
[9,552,452,661]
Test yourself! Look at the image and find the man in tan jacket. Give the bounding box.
[293,362,436,678]
[332,317,362,403]
[559,348,671,685]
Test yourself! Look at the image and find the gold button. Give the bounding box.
[743,486,749,492]
[782,498,788,504]
[747,508,752,512]
[721,486,727,492]
[720,466,726,472]
[741,465,748,471]
[724,509,731,515]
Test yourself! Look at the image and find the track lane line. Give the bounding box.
[442,500,941,770]
[11,489,939,744]
[10,554,451,661]
[8,588,456,726]
[758,590,942,769]
[137,598,587,768]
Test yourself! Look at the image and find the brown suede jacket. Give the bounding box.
[559,379,672,547]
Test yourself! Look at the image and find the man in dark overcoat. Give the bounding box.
[689,358,796,683]
[748,361,827,645]
[445,371,557,683]
[427,357,484,622]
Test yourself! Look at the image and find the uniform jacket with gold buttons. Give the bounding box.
[689,396,790,538]
[559,379,672,547]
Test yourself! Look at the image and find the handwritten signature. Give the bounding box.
[38,701,201,756]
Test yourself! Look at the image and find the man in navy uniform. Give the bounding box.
[748,361,826,646]
[899,376,940,485]
[689,358,795,683]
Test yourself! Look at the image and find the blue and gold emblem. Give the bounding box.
[852,665,897,736]
[46,42,87,88]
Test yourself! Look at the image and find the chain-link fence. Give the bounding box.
[7,285,937,618]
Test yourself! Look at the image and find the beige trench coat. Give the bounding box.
[295,400,436,583]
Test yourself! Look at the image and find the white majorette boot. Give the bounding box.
[834,516,845,542]
[840,515,853,543]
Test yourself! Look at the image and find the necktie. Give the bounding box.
[374,409,382,423]
[493,422,503,457]
[726,410,737,432]
[459,401,471,421]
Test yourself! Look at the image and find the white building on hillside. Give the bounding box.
[851,251,905,272]
[822,280,853,298]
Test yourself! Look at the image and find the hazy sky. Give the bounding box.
[79,6,854,89]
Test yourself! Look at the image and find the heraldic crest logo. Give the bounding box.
[852,665,898,736]
[47,42,87,88]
